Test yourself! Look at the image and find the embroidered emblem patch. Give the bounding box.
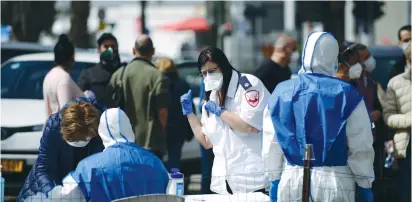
[245,90,260,107]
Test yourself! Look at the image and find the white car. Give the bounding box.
[0,52,202,194]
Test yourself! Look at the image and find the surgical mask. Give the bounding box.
[349,63,363,79]
[100,48,120,70]
[401,42,409,52]
[66,138,91,147]
[204,72,223,91]
[364,56,376,73]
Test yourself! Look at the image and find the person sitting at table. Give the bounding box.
[43,108,170,202]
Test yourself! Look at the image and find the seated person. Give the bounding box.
[44,108,170,202]
[18,97,105,202]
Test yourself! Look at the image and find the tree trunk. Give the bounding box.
[69,1,90,48]
[1,1,55,42]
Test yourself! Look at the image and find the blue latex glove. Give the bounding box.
[180,90,193,115]
[269,180,280,202]
[360,187,374,202]
[204,101,223,117]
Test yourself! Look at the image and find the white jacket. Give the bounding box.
[383,70,411,158]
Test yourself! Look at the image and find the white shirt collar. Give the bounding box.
[227,70,239,99]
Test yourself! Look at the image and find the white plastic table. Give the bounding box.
[184,192,270,202]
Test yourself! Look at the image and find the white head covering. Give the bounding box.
[98,108,135,149]
[298,32,339,76]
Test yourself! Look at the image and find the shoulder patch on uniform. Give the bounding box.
[239,76,252,90]
[245,90,260,107]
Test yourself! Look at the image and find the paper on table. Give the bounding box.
[185,192,270,202]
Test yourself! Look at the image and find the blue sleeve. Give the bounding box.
[35,114,61,193]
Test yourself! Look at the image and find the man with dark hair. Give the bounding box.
[389,25,411,79]
[78,33,125,107]
[109,34,169,160]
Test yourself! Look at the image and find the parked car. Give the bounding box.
[1,42,53,64]
[1,42,97,64]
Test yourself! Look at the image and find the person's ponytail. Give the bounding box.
[54,34,75,65]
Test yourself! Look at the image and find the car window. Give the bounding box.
[1,49,46,64]
[371,56,401,89]
[1,61,94,99]
[177,62,202,97]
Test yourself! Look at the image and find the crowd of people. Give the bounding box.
[14,24,411,202]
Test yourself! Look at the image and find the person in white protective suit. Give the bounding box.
[26,108,169,202]
[261,32,375,202]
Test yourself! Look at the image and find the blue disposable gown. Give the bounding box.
[34,108,169,202]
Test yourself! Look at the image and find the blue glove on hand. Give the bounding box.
[269,180,280,202]
[360,187,374,202]
[180,90,193,115]
[204,101,223,117]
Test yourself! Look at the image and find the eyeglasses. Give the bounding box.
[199,67,219,77]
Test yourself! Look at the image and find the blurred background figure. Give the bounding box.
[389,25,411,79]
[78,33,125,107]
[43,34,84,117]
[109,34,169,160]
[254,35,296,93]
[349,42,388,202]
[383,41,411,202]
[336,42,362,82]
[155,57,194,170]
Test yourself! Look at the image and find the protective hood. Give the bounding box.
[98,108,135,149]
[298,32,339,76]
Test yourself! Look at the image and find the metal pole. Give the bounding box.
[302,144,313,202]
[140,0,147,34]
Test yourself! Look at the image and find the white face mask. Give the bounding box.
[349,63,363,79]
[66,138,91,147]
[204,72,223,91]
[364,56,376,73]
[401,42,409,52]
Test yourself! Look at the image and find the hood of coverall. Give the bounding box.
[298,32,339,76]
[98,108,135,149]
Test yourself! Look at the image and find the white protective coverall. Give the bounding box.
[261,32,375,202]
[26,108,169,202]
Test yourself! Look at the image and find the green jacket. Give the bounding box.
[109,58,169,153]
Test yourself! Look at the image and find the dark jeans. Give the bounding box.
[398,140,411,202]
[200,144,214,194]
[167,138,184,170]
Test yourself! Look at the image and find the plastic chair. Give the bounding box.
[112,194,185,202]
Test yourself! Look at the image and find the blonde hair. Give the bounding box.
[155,57,176,73]
[60,101,99,142]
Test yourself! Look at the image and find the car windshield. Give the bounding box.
[1,61,94,99]
[371,56,402,89]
